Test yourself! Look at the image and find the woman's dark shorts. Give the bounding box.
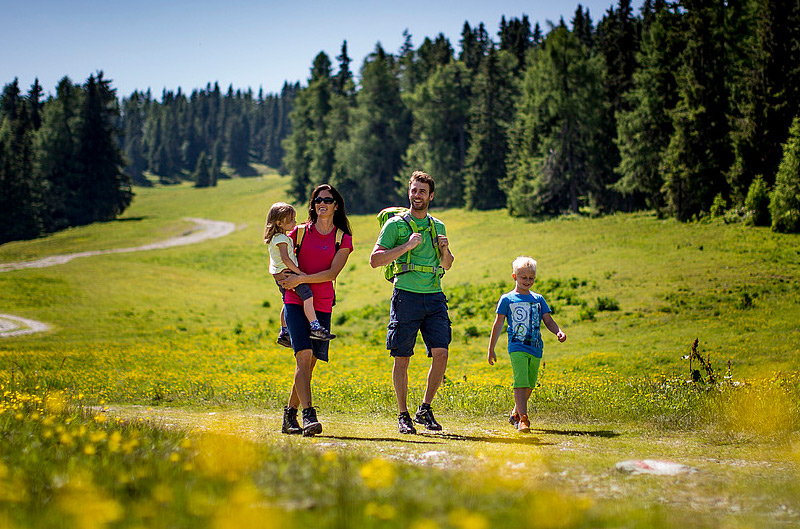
[275,274,313,301]
[386,289,451,358]
[285,303,331,361]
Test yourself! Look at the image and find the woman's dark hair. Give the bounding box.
[308,183,352,236]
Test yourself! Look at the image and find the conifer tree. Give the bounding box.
[728,0,800,201]
[193,151,212,187]
[463,47,516,210]
[337,44,410,212]
[663,0,732,220]
[505,25,606,216]
[402,61,470,208]
[615,5,684,209]
[770,117,800,232]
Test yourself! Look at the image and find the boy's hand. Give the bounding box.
[557,330,567,342]
[487,349,496,365]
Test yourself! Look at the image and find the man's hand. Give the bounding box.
[437,234,449,253]
[406,232,423,249]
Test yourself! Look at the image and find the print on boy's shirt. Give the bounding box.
[509,301,542,348]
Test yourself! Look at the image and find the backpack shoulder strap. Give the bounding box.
[294,224,307,256]
[334,228,344,250]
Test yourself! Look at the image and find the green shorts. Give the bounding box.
[509,351,541,389]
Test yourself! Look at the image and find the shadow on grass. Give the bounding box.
[534,429,620,438]
[421,432,555,446]
[317,435,443,445]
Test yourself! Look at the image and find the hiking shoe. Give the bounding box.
[302,406,322,437]
[414,403,442,431]
[277,331,292,348]
[281,406,302,435]
[310,327,336,341]
[398,411,417,434]
[517,414,531,433]
[509,410,520,428]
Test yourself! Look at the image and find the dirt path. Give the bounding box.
[0,218,236,337]
[0,217,236,273]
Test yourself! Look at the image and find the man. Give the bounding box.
[369,171,455,434]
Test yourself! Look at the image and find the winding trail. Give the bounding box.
[0,217,236,337]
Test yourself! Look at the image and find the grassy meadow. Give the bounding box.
[1,170,799,528]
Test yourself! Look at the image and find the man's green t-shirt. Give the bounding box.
[377,214,446,293]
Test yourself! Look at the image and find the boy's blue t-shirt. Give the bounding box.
[495,290,551,358]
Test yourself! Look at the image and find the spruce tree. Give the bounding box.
[504,26,606,216]
[615,6,684,210]
[728,0,800,201]
[769,117,800,232]
[463,47,516,210]
[402,61,470,208]
[663,0,732,221]
[72,73,132,225]
[193,152,212,187]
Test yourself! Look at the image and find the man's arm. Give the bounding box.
[437,235,454,270]
[369,233,422,268]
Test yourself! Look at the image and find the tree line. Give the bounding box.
[119,82,297,187]
[0,74,133,244]
[283,0,800,231]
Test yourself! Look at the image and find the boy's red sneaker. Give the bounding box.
[517,414,531,433]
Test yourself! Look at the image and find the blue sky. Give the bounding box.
[3,0,643,99]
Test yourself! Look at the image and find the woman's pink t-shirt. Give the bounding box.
[284,223,353,313]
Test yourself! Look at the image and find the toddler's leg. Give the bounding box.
[302,297,318,325]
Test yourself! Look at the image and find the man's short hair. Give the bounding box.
[512,256,537,276]
[410,170,435,195]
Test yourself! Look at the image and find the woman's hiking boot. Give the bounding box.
[517,414,531,433]
[414,403,442,431]
[281,406,302,435]
[398,411,417,434]
[302,406,323,437]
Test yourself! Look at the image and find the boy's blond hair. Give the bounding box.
[263,202,295,244]
[512,256,537,277]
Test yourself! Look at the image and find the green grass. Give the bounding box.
[1,172,799,528]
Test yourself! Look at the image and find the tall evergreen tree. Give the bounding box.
[505,26,606,216]
[499,15,533,71]
[71,73,132,225]
[402,61,471,208]
[614,5,684,210]
[769,116,800,232]
[336,44,410,212]
[463,47,516,210]
[663,0,732,220]
[728,0,800,201]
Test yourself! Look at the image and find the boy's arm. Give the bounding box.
[277,242,304,276]
[542,313,567,342]
[487,313,505,365]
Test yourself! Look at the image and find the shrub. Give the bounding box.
[710,193,728,218]
[770,117,800,233]
[744,175,771,227]
[596,296,620,311]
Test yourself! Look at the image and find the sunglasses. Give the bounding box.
[314,196,335,204]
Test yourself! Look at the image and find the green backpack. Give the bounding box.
[376,207,443,282]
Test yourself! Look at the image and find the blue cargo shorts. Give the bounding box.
[386,289,451,357]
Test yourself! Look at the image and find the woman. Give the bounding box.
[277,184,353,436]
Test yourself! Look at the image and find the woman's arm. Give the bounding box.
[278,247,352,290]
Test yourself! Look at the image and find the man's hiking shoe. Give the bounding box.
[281,406,302,435]
[310,327,336,341]
[414,403,442,431]
[302,407,322,437]
[277,331,292,348]
[398,411,417,434]
[509,410,520,428]
[517,414,531,433]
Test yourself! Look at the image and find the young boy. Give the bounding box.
[487,256,566,432]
